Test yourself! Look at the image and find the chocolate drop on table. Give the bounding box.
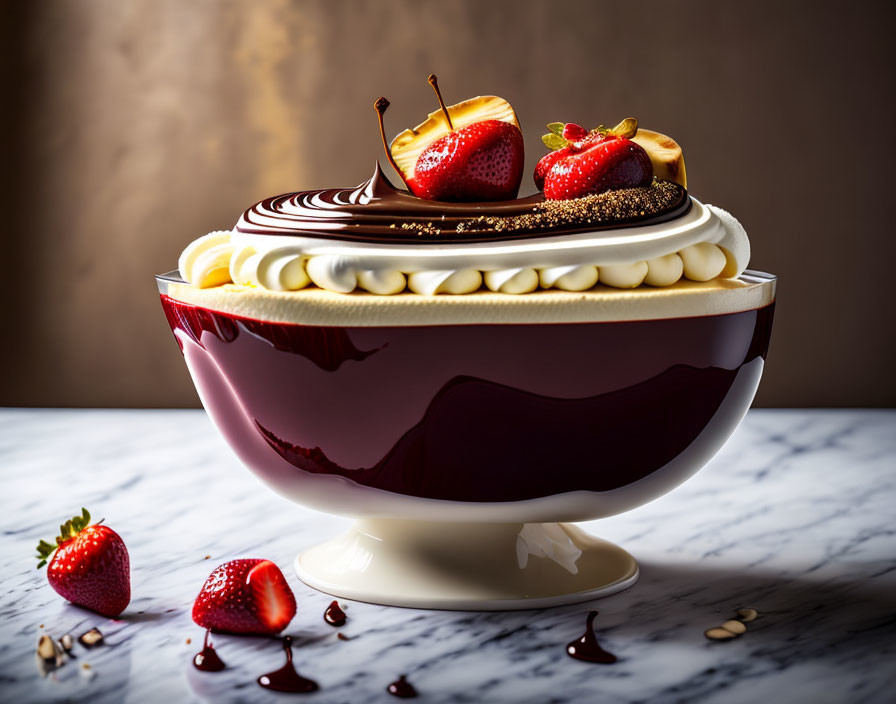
[566,611,617,664]
[257,636,319,693]
[324,600,347,627]
[387,674,418,698]
[193,629,226,672]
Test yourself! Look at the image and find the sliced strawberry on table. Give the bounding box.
[192,559,296,635]
[35,508,131,618]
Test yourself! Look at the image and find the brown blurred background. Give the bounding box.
[1,0,894,407]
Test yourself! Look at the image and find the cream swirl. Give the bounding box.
[179,200,748,294]
[178,165,750,295]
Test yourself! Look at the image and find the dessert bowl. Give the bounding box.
[158,272,776,609]
[160,82,775,608]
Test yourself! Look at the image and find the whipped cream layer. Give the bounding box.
[163,274,776,326]
[179,165,750,296]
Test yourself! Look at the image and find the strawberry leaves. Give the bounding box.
[541,118,639,151]
[594,117,639,140]
[36,508,92,568]
[542,125,568,150]
[35,541,55,569]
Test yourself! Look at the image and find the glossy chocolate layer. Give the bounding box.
[236,164,690,244]
[161,296,773,503]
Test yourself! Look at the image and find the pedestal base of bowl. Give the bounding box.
[294,519,638,610]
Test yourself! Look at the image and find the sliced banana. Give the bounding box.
[178,231,234,288]
[631,128,687,188]
[390,96,520,181]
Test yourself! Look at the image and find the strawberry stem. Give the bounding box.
[373,97,411,192]
[427,74,454,131]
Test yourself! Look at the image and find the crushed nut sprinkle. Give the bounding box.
[460,181,681,234]
[399,221,440,237]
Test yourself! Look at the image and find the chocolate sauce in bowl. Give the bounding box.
[160,296,774,503]
[257,636,319,693]
[324,600,347,627]
[193,629,226,672]
[236,163,689,244]
[566,611,617,664]
[387,674,419,698]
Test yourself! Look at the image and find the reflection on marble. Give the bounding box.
[0,409,894,703]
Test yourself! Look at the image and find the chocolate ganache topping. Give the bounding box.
[236,163,690,244]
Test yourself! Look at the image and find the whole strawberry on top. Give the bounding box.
[376,74,524,201]
[36,508,130,618]
[535,118,688,200]
[536,118,652,200]
[193,558,296,635]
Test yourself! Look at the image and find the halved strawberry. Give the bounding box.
[35,508,131,618]
[412,119,524,201]
[376,75,524,202]
[192,559,296,635]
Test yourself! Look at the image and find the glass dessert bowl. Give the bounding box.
[158,88,776,608]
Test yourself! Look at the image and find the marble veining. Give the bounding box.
[0,409,894,703]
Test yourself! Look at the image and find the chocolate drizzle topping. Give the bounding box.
[237,163,690,245]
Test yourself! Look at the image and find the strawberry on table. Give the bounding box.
[35,508,130,618]
[192,559,296,635]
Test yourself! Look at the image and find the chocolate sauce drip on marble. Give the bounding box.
[193,629,226,672]
[236,162,689,244]
[566,611,617,664]
[257,636,319,694]
[387,674,419,698]
[324,600,347,627]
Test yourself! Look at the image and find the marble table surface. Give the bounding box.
[1,409,894,703]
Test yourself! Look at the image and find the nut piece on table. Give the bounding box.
[704,627,738,640]
[36,634,65,675]
[720,620,747,635]
[78,628,104,648]
[736,608,758,622]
